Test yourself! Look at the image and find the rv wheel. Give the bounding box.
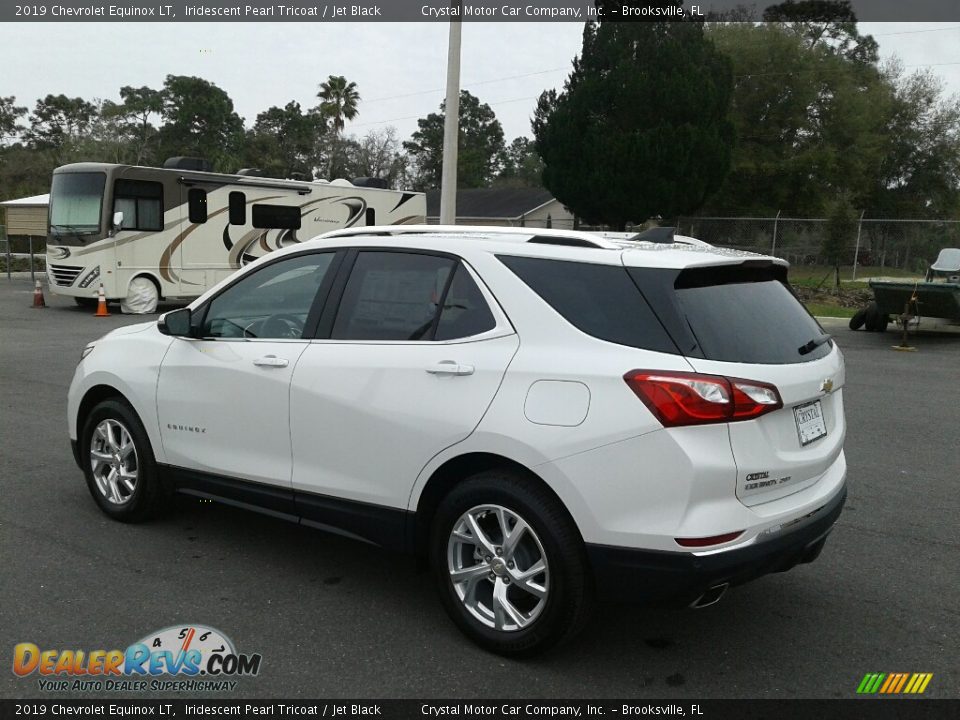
[121,277,160,314]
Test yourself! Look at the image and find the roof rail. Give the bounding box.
[317,224,620,249]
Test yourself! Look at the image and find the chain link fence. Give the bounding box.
[506,214,960,276]
[675,216,960,276]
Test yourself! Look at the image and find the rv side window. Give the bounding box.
[252,204,301,230]
[188,188,208,224]
[113,180,163,232]
[229,192,246,225]
[365,208,376,226]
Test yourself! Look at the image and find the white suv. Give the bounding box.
[68,226,847,655]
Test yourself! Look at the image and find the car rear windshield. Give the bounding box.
[497,255,679,354]
[630,264,833,364]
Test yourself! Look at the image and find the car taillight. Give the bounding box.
[623,371,782,427]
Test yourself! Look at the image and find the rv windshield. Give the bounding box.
[49,172,106,244]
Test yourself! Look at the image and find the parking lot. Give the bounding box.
[1,276,957,700]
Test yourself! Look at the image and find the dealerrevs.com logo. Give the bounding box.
[13,624,262,692]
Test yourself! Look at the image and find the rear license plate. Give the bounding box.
[794,400,827,446]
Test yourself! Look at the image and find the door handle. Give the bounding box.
[253,355,289,368]
[426,360,474,376]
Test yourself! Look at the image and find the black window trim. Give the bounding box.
[310,246,506,343]
[192,248,346,341]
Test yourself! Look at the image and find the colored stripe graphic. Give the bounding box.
[857,673,932,694]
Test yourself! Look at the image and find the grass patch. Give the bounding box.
[804,302,857,318]
[788,265,921,290]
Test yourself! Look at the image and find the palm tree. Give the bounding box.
[317,75,360,134]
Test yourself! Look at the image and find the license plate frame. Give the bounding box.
[794,400,827,446]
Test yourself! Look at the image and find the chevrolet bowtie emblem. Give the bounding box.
[821,379,834,394]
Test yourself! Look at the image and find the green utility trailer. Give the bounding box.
[851,248,960,332]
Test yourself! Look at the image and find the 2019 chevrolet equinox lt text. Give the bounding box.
[68,226,847,656]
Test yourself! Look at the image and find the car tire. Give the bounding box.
[430,469,593,656]
[80,398,169,522]
[74,297,98,309]
[848,307,868,331]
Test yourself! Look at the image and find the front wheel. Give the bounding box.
[431,470,593,656]
[80,399,168,522]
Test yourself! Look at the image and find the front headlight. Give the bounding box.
[79,344,95,362]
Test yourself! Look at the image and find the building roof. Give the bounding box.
[0,193,49,207]
[425,188,556,219]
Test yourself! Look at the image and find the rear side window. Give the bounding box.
[436,265,496,341]
[498,256,678,353]
[332,251,455,341]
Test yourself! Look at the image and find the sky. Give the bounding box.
[2,21,960,146]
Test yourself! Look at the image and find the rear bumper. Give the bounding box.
[586,481,846,603]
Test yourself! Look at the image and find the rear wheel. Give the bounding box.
[430,470,593,656]
[80,399,168,522]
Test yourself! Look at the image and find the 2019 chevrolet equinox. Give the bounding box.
[68,225,847,656]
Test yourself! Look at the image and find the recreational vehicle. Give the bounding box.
[45,159,426,313]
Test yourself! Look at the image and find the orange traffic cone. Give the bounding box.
[94,283,110,317]
[31,279,46,308]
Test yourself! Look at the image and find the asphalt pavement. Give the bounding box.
[1,278,957,699]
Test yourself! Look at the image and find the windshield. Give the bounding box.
[49,172,106,243]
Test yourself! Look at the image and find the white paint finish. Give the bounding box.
[290,334,519,508]
[155,338,309,486]
[685,346,846,506]
[67,324,172,462]
[523,380,591,427]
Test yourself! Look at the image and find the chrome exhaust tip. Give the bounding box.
[689,583,729,609]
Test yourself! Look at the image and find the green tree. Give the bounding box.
[867,67,960,219]
[317,75,360,134]
[0,143,55,200]
[0,96,27,141]
[705,21,889,215]
[101,86,164,165]
[25,94,98,163]
[403,90,506,190]
[244,101,323,179]
[158,75,244,170]
[823,194,856,291]
[495,137,544,188]
[763,0,879,64]
[534,18,733,228]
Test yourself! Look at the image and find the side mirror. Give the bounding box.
[158,308,192,337]
[109,211,124,238]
